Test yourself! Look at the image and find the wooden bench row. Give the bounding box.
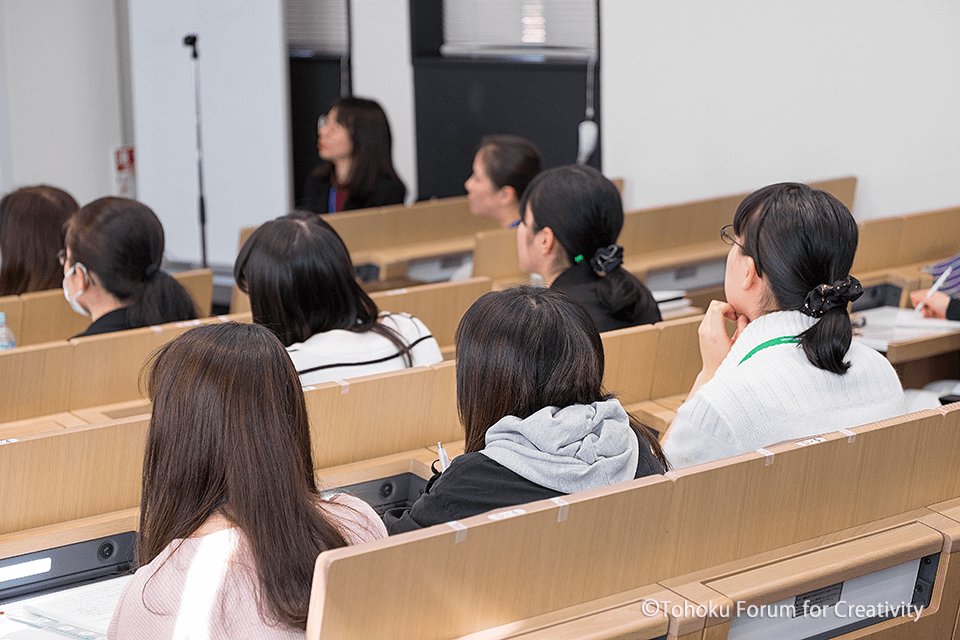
[0,276,495,437]
[4,405,958,639]
[300,404,960,639]
[0,268,214,348]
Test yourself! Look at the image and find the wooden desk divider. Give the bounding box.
[893,206,960,268]
[426,359,459,438]
[66,319,206,412]
[302,365,462,470]
[322,197,501,280]
[0,294,23,344]
[0,341,74,425]
[18,288,90,346]
[0,416,149,536]
[471,227,525,284]
[171,268,214,317]
[630,315,704,436]
[370,277,493,358]
[600,322,660,407]
[306,473,676,640]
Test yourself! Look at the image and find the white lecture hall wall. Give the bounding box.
[0,0,958,270]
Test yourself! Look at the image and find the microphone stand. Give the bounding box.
[183,34,208,268]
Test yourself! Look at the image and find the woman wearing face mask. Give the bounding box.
[300,96,406,214]
[62,197,197,337]
[662,183,905,469]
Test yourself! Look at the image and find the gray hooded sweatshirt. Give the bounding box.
[481,398,640,494]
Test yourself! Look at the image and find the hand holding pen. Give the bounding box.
[911,266,953,318]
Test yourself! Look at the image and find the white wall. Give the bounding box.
[127,0,290,267]
[0,0,122,203]
[350,0,418,202]
[601,0,960,219]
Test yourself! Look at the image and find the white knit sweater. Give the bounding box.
[663,311,905,469]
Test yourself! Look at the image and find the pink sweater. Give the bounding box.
[108,495,386,639]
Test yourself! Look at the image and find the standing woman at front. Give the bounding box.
[62,197,197,337]
[662,183,905,469]
[516,164,661,332]
[301,96,406,214]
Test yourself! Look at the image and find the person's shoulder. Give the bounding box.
[324,494,388,544]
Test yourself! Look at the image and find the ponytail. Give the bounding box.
[586,245,661,325]
[796,276,862,375]
[125,270,198,329]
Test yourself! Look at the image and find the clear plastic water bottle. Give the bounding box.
[0,312,15,350]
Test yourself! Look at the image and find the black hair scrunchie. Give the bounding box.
[144,263,160,280]
[800,275,863,318]
[589,244,624,277]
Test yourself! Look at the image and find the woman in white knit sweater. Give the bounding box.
[662,183,904,469]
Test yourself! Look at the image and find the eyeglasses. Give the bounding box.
[720,225,743,249]
[317,115,327,131]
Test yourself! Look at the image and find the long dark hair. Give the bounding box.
[455,286,668,470]
[64,197,197,326]
[234,212,411,361]
[0,185,78,295]
[331,96,405,201]
[733,182,859,374]
[477,135,543,200]
[520,165,660,326]
[140,322,353,628]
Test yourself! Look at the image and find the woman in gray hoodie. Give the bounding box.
[384,286,667,533]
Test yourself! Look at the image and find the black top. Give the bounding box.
[72,307,129,339]
[550,263,661,333]
[948,297,960,321]
[300,163,406,214]
[383,430,664,534]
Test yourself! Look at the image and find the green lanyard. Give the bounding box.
[738,336,801,365]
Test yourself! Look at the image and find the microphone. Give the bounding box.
[183,34,198,58]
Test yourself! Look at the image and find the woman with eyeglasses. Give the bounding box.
[516,164,661,332]
[62,197,197,337]
[301,96,406,214]
[0,184,78,296]
[662,182,904,469]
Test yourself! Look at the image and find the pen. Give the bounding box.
[914,265,953,314]
[437,441,450,472]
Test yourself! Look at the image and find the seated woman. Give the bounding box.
[0,184,79,296]
[109,322,386,638]
[662,182,905,469]
[62,197,197,337]
[464,134,543,229]
[384,286,667,534]
[234,213,442,385]
[301,96,406,214]
[516,164,661,332]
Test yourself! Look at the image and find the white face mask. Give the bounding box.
[62,263,91,317]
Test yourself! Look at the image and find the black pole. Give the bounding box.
[183,33,208,269]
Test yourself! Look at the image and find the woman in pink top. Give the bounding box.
[109,322,386,639]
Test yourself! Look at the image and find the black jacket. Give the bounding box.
[383,431,664,534]
[300,163,406,214]
[72,307,129,339]
[551,263,661,333]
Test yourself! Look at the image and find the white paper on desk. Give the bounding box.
[11,574,131,634]
[853,306,960,352]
